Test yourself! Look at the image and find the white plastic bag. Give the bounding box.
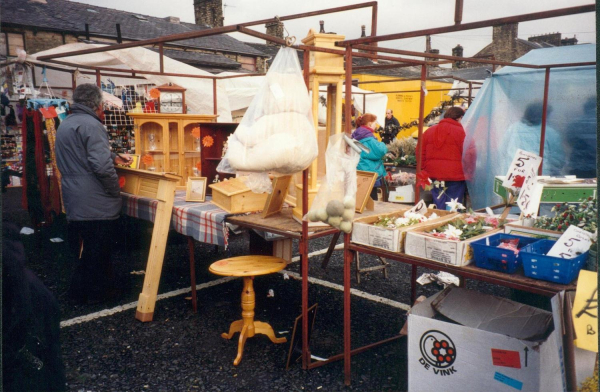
[306,133,360,233]
[217,48,318,192]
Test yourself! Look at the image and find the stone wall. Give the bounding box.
[2,27,78,55]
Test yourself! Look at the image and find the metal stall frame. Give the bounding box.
[11,1,596,388]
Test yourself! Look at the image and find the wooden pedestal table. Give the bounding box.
[209,256,288,365]
[116,167,182,322]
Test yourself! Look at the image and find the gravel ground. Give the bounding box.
[3,187,550,391]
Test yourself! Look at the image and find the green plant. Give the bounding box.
[534,198,597,234]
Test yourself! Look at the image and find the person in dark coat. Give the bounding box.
[380,109,400,144]
[55,83,132,303]
[352,113,388,200]
[3,222,66,391]
[419,106,467,210]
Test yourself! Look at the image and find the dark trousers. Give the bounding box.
[431,180,466,210]
[67,220,117,300]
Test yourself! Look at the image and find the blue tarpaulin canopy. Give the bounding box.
[461,45,597,209]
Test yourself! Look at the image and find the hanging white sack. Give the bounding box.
[217,48,318,189]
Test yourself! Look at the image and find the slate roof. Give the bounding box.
[2,0,267,57]
[148,48,241,69]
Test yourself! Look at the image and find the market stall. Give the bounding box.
[13,1,597,390]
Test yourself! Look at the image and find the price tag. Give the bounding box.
[502,149,542,190]
[406,199,427,216]
[516,165,544,218]
[572,270,598,352]
[547,225,593,259]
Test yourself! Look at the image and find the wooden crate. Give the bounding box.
[352,209,457,253]
[209,177,268,213]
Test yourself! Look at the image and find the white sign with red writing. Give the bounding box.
[502,149,542,190]
[516,165,544,218]
[547,225,594,259]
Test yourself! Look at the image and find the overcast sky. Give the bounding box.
[71,0,596,59]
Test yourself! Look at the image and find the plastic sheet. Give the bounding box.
[306,133,360,233]
[462,45,596,209]
[218,48,318,192]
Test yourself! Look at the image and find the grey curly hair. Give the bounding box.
[73,83,103,110]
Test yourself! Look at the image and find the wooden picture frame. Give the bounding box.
[186,177,207,202]
[355,170,378,213]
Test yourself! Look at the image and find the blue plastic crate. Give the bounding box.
[470,234,541,274]
[520,240,587,284]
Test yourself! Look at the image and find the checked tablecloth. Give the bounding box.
[121,191,229,248]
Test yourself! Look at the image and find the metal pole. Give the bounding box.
[212,78,217,115]
[343,233,352,386]
[338,5,595,46]
[415,65,427,203]
[343,45,353,386]
[539,68,551,175]
[454,0,464,24]
[468,82,473,106]
[159,43,164,74]
[301,48,311,370]
[95,69,101,87]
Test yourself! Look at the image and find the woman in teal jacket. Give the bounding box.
[352,113,388,200]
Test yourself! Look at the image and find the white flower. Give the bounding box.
[429,212,439,220]
[445,198,465,212]
[442,224,463,240]
[401,156,406,161]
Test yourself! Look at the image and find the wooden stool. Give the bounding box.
[209,256,288,366]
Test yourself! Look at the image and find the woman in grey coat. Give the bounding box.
[55,84,131,303]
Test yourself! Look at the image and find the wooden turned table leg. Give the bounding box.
[221,276,286,366]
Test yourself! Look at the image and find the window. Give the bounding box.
[238,56,256,72]
[1,33,26,57]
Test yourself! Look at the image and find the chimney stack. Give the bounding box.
[452,44,464,69]
[193,0,224,27]
[265,20,284,46]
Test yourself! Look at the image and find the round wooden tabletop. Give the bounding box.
[209,256,287,277]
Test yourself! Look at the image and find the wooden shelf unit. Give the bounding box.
[128,112,218,185]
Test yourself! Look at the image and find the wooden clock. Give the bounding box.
[156,83,187,114]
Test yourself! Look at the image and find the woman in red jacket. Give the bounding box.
[420,106,467,210]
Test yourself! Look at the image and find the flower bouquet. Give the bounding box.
[352,208,456,253]
[404,214,508,266]
[428,215,507,241]
[384,137,417,167]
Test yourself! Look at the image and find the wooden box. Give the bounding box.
[292,183,319,221]
[352,209,457,253]
[209,177,268,214]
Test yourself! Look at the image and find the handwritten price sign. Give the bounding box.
[516,165,544,218]
[547,225,593,259]
[572,270,598,352]
[502,149,542,190]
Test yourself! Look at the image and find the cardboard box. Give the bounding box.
[404,216,501,266]
[388,185,415,203]
[408,286,566,392]
[209,177,268,213]
[351,209,456,253]
[504,220,562,240]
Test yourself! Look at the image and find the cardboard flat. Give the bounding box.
[409,288,566,392]
[431,287,553,341]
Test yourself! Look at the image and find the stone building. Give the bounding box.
[451,22,579,69]
[1,0,270,73]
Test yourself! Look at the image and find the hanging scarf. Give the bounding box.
[45,117,64,213]
[21,109,60,226]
